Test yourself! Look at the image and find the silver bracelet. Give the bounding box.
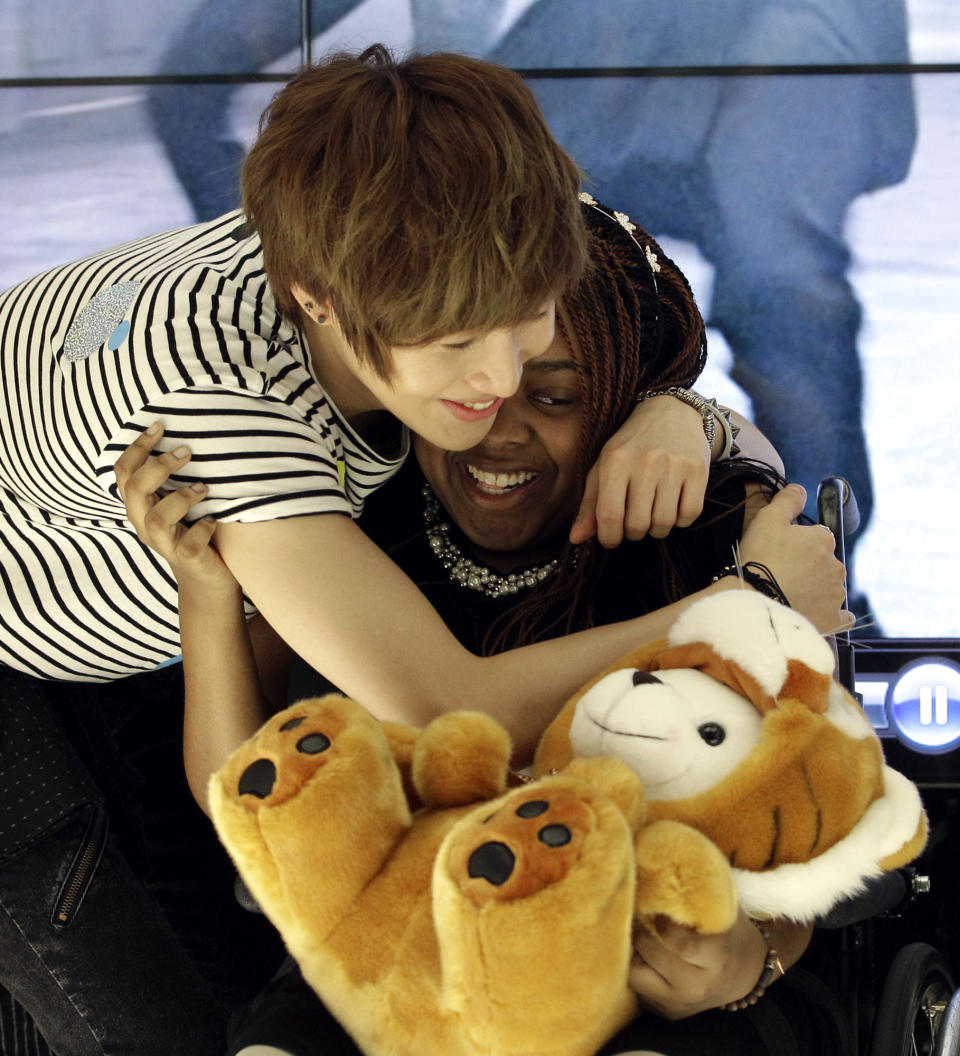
[712,402,742,461]
[636,387,742,461]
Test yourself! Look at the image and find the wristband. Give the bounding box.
[712,560,790,608]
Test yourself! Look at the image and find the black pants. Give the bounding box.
[227,957,854,1056]
[0,664,283,1056]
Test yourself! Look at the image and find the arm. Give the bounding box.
[570,397,782,547]
[118,444,290,811]
[116,432,850,799]
[629,910,813,1020]
[180,578,269,811]
[212,474,848,754]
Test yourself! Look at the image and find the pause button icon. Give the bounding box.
[919,684,949,727]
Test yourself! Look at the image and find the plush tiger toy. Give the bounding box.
[535,589,929,925]
[209,590,927,1056]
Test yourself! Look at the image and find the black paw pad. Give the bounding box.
[279,716,305,731]
[468,841,515,886]
[238,758,277,799]
[516,800,549,818]
[538,824,572,847]
[297,733,331,755]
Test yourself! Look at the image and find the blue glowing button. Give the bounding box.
[888,659,960,754]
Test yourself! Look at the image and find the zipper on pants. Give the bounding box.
[52,805,108,927]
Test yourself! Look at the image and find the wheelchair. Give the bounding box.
[814,478,960,1056]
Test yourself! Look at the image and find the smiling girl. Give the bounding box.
[123,198,853,1056]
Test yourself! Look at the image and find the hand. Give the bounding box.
[113,423,240,600]
[737,484,855,635]
[628,910,767,1020]
[571,396,710,547]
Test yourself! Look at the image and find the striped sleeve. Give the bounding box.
[96,386,353,523]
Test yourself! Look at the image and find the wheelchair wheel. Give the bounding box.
[869,943,955,1056]
[933,989,960,1056]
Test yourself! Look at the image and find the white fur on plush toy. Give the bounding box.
[565,591,927,923]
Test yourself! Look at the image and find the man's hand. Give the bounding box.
[738,484,855,635]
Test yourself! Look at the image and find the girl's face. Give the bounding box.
[413,325,585,571]
[340,303,558,453]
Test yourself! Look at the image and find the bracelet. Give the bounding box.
[712,560,790,607]
[636,387,716,451]
[712,402,742,461]
[722,920,785,1011]
[636,388,742,460]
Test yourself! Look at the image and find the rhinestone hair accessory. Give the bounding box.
[579,192,660,293]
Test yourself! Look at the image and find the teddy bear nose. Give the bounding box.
[468,841,515,886]
[238,758,277,799]
[632,670,662,687]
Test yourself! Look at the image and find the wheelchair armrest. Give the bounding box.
[816,869,915,929]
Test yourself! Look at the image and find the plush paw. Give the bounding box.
[217,695,404,817]
[413,711,511,808]
[210,695,412,944]
[434,778,639,1050]
[634,819,738,934]
[444,784,598,907]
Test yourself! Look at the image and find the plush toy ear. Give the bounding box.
[533,638,669,776]
[650,642,777,715]
[779,659,833,715]
[649,645,832,716]
[658,592,835,713]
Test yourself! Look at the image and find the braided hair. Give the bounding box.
[482,199,768,653]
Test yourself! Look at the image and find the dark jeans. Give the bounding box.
[0,664,282,1056]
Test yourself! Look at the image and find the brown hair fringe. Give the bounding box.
[242,44,588,379]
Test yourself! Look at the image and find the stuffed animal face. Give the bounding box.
[570,667,763,800]
[538,590,929,921]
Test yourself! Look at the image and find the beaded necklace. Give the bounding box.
[421,485,559,599]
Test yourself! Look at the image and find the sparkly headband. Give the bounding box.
[578,191,661,294]
[577,191,663,363]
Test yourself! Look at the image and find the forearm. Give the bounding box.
[712,916,813,1015]
[179,583,270,813]
[224,513,749,764]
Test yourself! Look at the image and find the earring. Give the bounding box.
[316,314,326,324]
[303,302,326,324]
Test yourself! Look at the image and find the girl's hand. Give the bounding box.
[737,483,855,636]
[630,910,813,1021]
[628,910,768,1020]
[571,395,710,547]
[113,423,240,600]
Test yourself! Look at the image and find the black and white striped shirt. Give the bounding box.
[0,213,407,682]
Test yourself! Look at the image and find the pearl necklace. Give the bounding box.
[421,486,559,599]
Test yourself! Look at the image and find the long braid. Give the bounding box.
[482,200,706,654]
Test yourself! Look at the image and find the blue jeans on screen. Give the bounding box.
[491,0,916,556]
